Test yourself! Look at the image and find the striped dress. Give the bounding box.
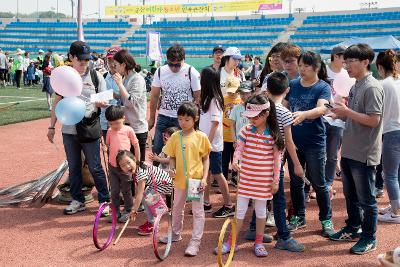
[234,125,275,200]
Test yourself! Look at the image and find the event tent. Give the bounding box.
[320,35,400,53]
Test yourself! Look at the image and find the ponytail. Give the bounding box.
[376,49,399,78]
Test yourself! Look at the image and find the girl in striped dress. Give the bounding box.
[215,95,284,257]
[116,150,173,236]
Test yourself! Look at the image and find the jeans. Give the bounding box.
[249,165,291,240]
[325,122,343,187]
[375,162,384,190]
[341,157,377,240]
[62,134,110,204]
[288,147,332,222]
[382,130,400,211]
[153,114,179,155]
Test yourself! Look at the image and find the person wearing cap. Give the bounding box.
[47,40,110,216]
[210,45,225,70]
[220,47,245,95]
[148,44,201,156]
[13,48,24,89]
[0,48,7,87]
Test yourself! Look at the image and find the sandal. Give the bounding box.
[254,244,268,257]
[213,242,238,255]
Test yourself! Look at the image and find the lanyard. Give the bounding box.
[179,131,189,191]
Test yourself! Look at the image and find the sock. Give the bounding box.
[255,234,263,245]
[226,234,233,246]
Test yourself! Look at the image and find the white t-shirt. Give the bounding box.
[381,76,400,134]
[152,63,201,118]
[23,57,30,72]
[0,53,7,69]
[220,67,245,95]
[199,98,223,152]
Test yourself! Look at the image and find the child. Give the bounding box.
[215,95,284,257]
[199,67,234,217]
[222,76,242,191]
[105,105,141,223]
[26,62,36,86]
[149,126,179,171]
[161,102,212,256]
[116,150,174,235]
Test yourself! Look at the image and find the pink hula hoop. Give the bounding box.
[92,202,117,250]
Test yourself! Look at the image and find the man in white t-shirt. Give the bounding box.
[148,45,201,155]
[0,49,7,87]
[327,45,348,83]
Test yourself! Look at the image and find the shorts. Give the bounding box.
[209,151,223,175]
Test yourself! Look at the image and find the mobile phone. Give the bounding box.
[324,103,334,109]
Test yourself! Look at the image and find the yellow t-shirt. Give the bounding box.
[223,95,242,142]
[164,130,212,190]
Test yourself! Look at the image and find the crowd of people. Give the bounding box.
[44,39,400,258]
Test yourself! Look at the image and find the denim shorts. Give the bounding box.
[210,151,223,175]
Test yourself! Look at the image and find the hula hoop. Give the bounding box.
[217,218,237,267]
[93,202,117,250]
[152,209,173,261]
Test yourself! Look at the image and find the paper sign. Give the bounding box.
[90,90,113,103]
[323,116,346,129]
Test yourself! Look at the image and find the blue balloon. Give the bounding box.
[55,97,86,126]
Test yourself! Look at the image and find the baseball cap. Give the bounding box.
[242,102,271,118]
[38,49,44,53]
[237,81,254,93]
[48,49,53,53]
[213,45,225,54]
[331,45,347,55]
[106,46,121,58]
[225,76,241,93]
[223,47,242,60]
[69,41,91,60]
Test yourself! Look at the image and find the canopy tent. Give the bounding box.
[320,35,400,54]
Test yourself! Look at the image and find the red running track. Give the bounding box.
[0,118,398,266]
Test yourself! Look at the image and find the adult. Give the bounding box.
[324,45,352,194]
[281,44,301,81]
[220,47,245,95]
[113,49,148,162]
[284,51,334,237]
[250,56,263,81]
[210,45,225,70]
[330,44,384,255]
[47,41,110,215]
[242,54,253,80]
[23,52,30,86]
[375,50,400,223]
[148,44,201,155]
[13,48,24,90]
[258,42,287,91]
[0,49,7,87]
[41,55,54,111]
[100,46,121,140]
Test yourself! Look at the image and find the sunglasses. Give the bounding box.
[167,62,182,68]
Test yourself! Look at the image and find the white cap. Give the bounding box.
[38,49,44,53]
[222,47,242,60]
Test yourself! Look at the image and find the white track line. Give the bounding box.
[0,96,40,99]
[0,99,45,105]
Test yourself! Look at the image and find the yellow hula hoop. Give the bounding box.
[217,218,237,267]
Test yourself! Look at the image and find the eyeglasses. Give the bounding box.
[167,62,182,68]
[283,59,297,64]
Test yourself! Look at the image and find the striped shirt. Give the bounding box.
[275,103,293,142]
[235,125,275,200]
[135,165,173,195]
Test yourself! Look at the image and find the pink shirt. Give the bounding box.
[106,125,138,167]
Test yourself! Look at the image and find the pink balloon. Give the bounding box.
[333,73,355,97]
[50,66,82,97]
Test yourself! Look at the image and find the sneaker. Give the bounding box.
[350,238,377,255]
[64,200,86,215]
[228,178,237,187]
[266,212,275,227]
[254,243,268,257]
[329,227,360,242]
[185,241,200,256]
[107,213,120,223]
[275,237,305,252]
[213,242,238,255]
[212,205,235,218]
[159,234,182,244]
[189,203,213,215]
[379,205,392,215]
[287,216,306,231]
[376,189,385,198]
[137,204,145,213]
[244,228,273,243]
[321,219,335,237]
[138,222,154,235]
[100,203,110,217]
[378,212,400,224]
[118,211,131,223]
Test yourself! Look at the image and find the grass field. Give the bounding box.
[0,86,51,126]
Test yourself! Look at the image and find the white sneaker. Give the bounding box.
[379,205,392,215]
[101,203,110,217]
[185,241,200,256]
[64,200,86,215]
[266,212,275,227]
[378,212,400,224]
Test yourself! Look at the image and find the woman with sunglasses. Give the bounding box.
[283,51,335,237]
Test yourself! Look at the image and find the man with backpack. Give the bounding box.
[148,44,201,155]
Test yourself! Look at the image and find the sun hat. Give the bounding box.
[242,102,271,118]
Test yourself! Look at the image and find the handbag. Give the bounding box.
[75,108,102,143]
[143,164,168,217]
[179,131,202,201]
